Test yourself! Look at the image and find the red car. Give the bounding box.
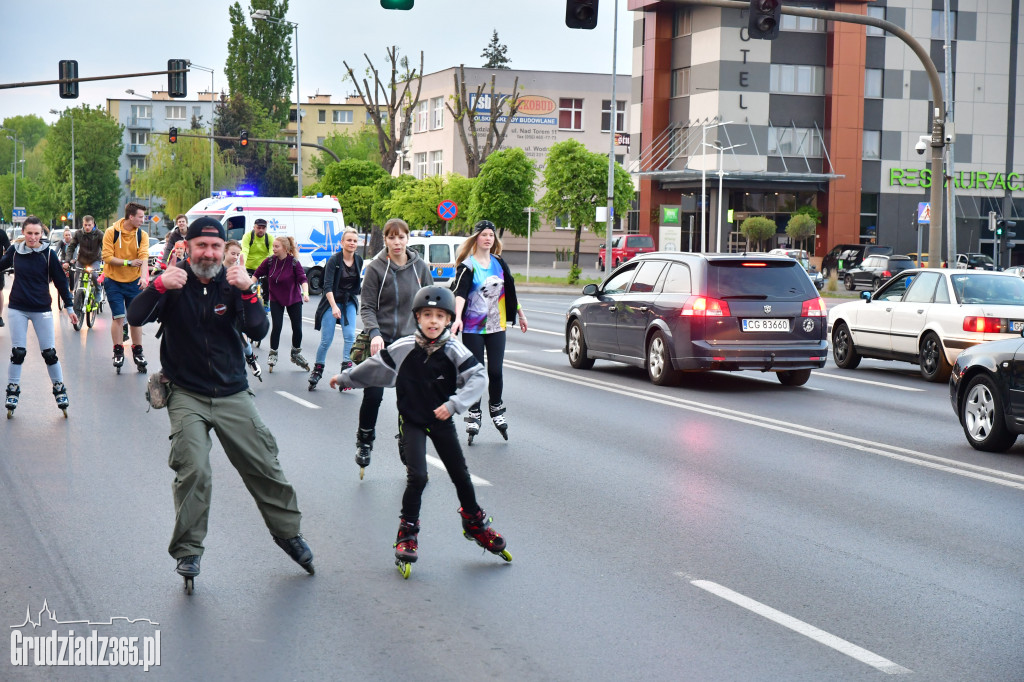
[598,234,656,269]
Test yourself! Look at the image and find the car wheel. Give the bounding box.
[919,332,951,382]
[844,274,855,291]
[567,319,595,370]
[777,369,812,386]
[960,374,1017,452]
[831,322,861,369]
[821,266,831,279]
[646,330,680,386]
[872,277,881,290]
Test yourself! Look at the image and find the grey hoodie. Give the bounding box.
[360,248,433,343]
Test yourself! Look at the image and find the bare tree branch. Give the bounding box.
[444,65,522,177]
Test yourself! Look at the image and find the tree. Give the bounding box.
[0,174,46,220]
[539,139,633,277]
[0,115,48,172]
[43,105,123,225]
[213,93,296,197]
[446,64,522,178]
[382,173,475,235]
[739,216,777,251]
[225,0,295,126]
[339,184,374,231]
[344,47,424,175]
[310,127,381,178]
[785,213,817,251]
[469,147,536,237]
[370,174,417,230]
[306,159,388,198]
[131,132,245,218]
[481,30,510,69]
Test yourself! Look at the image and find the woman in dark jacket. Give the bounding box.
[2,216,78,417]
[308,228,362,390]
[450,220,528,444]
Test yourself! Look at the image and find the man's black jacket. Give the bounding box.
[127,263,269,397]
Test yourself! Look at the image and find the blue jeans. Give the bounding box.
[315,300,357,365]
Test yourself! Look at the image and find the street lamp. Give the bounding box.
[712,141,744,253]
[188,62,217,197]
[1,128,20,211]
[49,109,75,228]
[700,120,732,253]
[603,0,620,276]
[251,8,303,196]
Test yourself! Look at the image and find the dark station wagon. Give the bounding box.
[564,253,828,386]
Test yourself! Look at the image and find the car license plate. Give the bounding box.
[742,318,790,332]
[1011,320,1024,333]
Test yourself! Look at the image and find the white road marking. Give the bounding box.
[812,371,924,392]
[274,391,321,409]
[527,328,564,337]
[505,359,1024,491]
[689,579,912,675]
[542,348,564,353]
[426,454,491,486]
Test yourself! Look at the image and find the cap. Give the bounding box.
[186,217,227,242]
[474,220,497,233]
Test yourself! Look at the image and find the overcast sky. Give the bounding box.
[1,0,635,124]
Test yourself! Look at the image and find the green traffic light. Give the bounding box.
[380,0,414,8]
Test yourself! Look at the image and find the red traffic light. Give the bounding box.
[239,130,249,147]
[168,127,178,144]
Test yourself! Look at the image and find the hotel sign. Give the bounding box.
[890,168,1024,191]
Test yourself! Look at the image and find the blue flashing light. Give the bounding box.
[211,189,257,198]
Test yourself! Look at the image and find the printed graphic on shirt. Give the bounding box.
[463,256,506,334]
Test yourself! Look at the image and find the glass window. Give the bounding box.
[768,128,822,157]
[862,130,881,159]
[431,96,444,129]
[333,110,353,124]
[769,65,823,95]
[671,68,690,98]
[954,274,1024,305]
[429,150,443,176]
[602,264,638,295]
[318,110,326,123]
[932,10,956,40]
[316,136,325,145]
[415,101,429,132]
[429,243,451,263]
[627,261,665,293]
[660,263,692,294]
[866,6,885,36]
[414,152,427,179]
[130,131,149,145]
[865,69,883,98]
[601,100,626,132]
[192,106,202,119]
[166,105,186,120]
[876,274,912,302]
[558,98,583,130]
[710,261,816,299]
[780,14,825,32]
[672,8,691,36]
[934,277,951,303]
[130,104,151,119]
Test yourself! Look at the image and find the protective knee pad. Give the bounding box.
[10,347,27,365]
[41,348,59,366]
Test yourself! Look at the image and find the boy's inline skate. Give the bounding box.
[459,507,512,562]
[52,382,69,417]
[393,518,419,579]
[290,347,310,371]
[5,383,19,419]
[272,534,315,574]
[132,345,148,373]
[245,351,263,381]
[464,407,482,445]
[112,344,125,374]
[355,428,374,479]
[308,363,324,391]
[267,349,278,373]
[489,402,508,441]
[176,555,200,595]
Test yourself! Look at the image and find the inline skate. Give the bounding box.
[394,518,419,579]
[267,349,278,373]
[52,381,69,417]
[290,347,310,371]
[489,402,508,441]
[245,351,263,381]
[465,407,482,445]
[5,383,19,419]
[176,555,200,595]
[459,507,512,562]
[308,363,324,391]
[132,345,148,373]
[113,344,125,374]
[272,534,315,574]
[355,427,374,479]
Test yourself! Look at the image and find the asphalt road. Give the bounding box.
[1,292,1022,680]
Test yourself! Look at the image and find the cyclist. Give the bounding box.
[67,215,104,294]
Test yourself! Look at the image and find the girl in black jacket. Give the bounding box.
[308,228,362,390]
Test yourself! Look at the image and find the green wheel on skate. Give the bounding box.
[499,549,512,562]
[396,561,412,579]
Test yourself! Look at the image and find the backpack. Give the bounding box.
[248,231,270,250]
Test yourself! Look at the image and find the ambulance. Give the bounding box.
[185,192,346,293]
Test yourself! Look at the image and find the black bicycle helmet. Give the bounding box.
[474,219,497,233]
[411,285,457,320]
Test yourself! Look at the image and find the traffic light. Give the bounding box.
[58,60,79,99]
[168,127,178,144]
[748,0,782,40]
[380,0,414,8]
[565,0,599,29]
[998,218,1017,249]
[239,130,249,147]
[167,59,188,98]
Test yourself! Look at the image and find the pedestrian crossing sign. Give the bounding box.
[917,202,931,224]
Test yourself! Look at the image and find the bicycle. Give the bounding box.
[72,263,105,331]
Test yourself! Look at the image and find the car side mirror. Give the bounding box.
[582,283,599,296]
[861,291,872,302]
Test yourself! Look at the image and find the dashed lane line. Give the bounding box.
[274,390,321,409]
[426,454,491,486]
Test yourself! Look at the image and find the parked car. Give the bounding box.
[949,333,1024,452]
[843,255,914,291]
[1002,265,1024,278]
[564,252,828,387]
[769,248,823,290]
[598,234,656,269]
[820,243,893,279]
[906,252,929,267]
[827,269,1024,382]
[955,253,997,270]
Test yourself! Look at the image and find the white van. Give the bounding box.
[186,195,346,293]
[362,234,466,284]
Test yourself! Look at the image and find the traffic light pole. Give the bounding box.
[669,0,947,267]
[168,131,341,164]
[0,67,189,91]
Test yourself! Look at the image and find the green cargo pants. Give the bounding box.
[166,385,302,559]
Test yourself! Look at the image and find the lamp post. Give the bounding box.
[188,62,217,196]
[1,128,20,210]
[712,142,743,253]
[603,0,620,276]
[49,109,75,228]
[251,9,302,196]
[700,120,732,253]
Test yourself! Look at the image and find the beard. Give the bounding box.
[192,258,223,279]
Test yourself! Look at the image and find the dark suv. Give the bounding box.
[843,255,914,291]
[564,253,828,386]
[820,244,893,279]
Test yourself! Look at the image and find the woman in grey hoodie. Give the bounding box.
[353,218,433,474]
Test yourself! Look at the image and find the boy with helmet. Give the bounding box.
[330,285,512,578]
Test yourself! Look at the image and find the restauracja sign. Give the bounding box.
[890,167,1024,191]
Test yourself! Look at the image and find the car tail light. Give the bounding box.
[882,270,891,277]
[963,316,1004,333]
[801,297,826,317]
[681,295,731,317]
[741,262,767,267]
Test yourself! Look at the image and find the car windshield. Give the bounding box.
[969,254,995,267]
[951,274,1024,305]
[709,260,816,300]
[628,236,654,248]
